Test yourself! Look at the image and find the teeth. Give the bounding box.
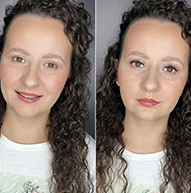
[19,93,39,99]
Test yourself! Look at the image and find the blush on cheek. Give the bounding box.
[167,84,185,112]
[119,72,137,87]
[117,72,127,85]
[49,75,68,94]
[1,67,19,84]
[171,81,186,96]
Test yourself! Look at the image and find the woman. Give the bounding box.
[0,0,94,192]
[97,0,191,192]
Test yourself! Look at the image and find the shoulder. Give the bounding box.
[85,134,95,181]
[85,134,95,164]
[85,134,95,152]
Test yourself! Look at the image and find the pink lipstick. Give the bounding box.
[137,98,160,107]
[15,91,42,103]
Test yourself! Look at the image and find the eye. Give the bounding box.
[164,66,178,73]
[44,63,57,68]
[130,60,144,68]
[13,56,25,63]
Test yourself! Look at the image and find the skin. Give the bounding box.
[0,15,72,144]
[116,19,189,153]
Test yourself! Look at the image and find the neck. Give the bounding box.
[1,107,49,144]
[122,112,168,154]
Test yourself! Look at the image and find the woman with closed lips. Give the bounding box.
[116,19,189,122]
[0,0,94,193]
[97,0,191,192]
[136,98,160,107]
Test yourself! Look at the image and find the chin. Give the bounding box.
[136,112,159,121]
[13,107,42,118]
[18,111,40,118]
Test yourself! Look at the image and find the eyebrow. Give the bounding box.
[126,51,149,59]
[162,56,184,67]
[43,54,65,65]
[126,50,184,66]
[6,47,65,64]
[7,47,30,56]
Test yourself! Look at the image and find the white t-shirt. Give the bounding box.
[110,149,173,193]
[0,134,95,193]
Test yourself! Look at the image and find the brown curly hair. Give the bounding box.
[97,0,191,192]
[0,0,94,192]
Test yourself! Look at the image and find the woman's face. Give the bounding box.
[0,15,72,118]
[116,19,189,122]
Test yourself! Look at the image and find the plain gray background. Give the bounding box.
[0,0,95,138]
[97,0,191,77]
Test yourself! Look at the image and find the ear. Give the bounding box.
[115,59,120,86]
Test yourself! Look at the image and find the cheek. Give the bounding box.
[0,63,9,79]
[0,64,18,86]
[118,70,138,91]
[44,73,69,95]
[171,77,187,95]
[164,80,186,108]
[118,70,128,86]
[118,71,138,102]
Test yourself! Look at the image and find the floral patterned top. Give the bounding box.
[0,134,95,193]
[0,172,50,193]
[0,134,52,192]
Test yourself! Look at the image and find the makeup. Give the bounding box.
[137,98,160,107]
[15,91,42,103]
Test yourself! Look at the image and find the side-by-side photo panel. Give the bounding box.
[97,0,191,192]
[0,0,95,192]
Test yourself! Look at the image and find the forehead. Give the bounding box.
[6,14,71,47]
[3,14,72,60]
[7,14,64,37]
[124,18,183,46]
[121,18,189,61]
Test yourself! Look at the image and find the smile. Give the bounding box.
[19,93,39,99]
[15,90,43,103]
[137,98,160,107]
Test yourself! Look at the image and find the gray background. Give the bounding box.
[97,0,191,77]
[0,0,95,138]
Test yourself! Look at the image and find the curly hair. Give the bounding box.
[96,0,191,192]
[0,0,93,192]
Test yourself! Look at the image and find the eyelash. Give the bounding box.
[163,65,178,73]
[44,63,57,68]
[13,57,58,69]
[130,60,144,68]
[13,56,25,63]
[130,60,178,73]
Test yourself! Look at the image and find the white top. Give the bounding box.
[0,134,95,193]
[110,148,173,193]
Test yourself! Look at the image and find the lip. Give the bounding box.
[137,98,160,107]
[15,90,43,104]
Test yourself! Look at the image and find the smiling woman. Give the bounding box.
[0,0,94,193]
[97,0,191,192]
[0,15,71,118]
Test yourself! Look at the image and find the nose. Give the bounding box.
[141,68,160,93]
[21,64,41,88]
